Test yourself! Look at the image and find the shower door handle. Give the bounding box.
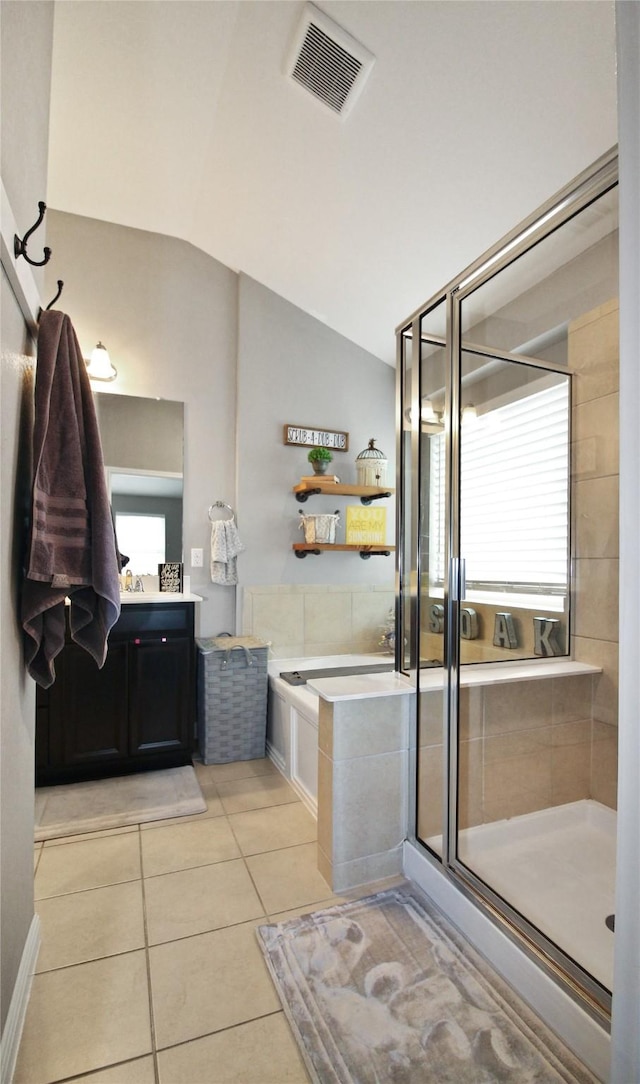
[450,558,467,602]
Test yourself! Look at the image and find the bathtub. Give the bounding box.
[267,653,393,815]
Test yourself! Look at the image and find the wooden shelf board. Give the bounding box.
[293,543,395,553]
[293,481,395,498]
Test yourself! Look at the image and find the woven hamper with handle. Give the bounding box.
[196,635,269,764]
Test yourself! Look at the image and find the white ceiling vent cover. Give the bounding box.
[285,4,374,118]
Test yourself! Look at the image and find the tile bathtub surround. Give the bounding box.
[18,758,353,1084]
[242,584,395,658]
[317,692,411,892]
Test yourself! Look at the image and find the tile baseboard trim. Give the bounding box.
[0,913,41,1084]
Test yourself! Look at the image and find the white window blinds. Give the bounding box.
[427,379,570,596]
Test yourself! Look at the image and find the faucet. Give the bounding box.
[134,576,144,592]
[124,569,133,592]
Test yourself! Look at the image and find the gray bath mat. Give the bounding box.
[258,886,597,1084]
[35,765,206,840]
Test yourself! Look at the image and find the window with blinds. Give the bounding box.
[115,513,166,576]
[427,378,570,605]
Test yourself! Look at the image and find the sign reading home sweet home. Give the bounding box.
[283,425,349,452]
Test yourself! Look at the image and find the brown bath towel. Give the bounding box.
[21,310,121,687]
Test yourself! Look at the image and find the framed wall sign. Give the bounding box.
[283,425,349,452]
[345,505,387,544]
[158,562,183,593]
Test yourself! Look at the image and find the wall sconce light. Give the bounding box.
[86,341,117,382]
[420,398,445,432]
[461,403,479,425]
[420,399,441,424]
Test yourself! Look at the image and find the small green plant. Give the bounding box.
[307,446,332,462]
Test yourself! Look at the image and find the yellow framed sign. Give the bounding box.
[345,505,386,545]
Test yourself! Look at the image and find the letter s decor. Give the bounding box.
[429,604,445,634]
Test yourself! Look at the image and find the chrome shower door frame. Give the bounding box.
[396,146,618,1023]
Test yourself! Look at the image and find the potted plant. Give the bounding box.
[307,446,333,475]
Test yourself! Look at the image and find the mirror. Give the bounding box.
[95,393,184,572]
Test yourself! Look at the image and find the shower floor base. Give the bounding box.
[430,799,616,990]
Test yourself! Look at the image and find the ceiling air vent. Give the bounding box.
[285,4,374,119]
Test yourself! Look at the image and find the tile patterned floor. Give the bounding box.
[19,758,351,1084]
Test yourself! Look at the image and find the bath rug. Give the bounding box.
[35,765,206,841]
[257,886,598,1084]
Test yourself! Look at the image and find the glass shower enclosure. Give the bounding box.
[397,149,619,1019]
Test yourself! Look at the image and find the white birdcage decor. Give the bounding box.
[355,438,387,486]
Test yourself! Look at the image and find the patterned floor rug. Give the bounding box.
[257,886,598,1084]
[35,765,206,840]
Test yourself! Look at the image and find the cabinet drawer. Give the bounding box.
[113,604,191,636]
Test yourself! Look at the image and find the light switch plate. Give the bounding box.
[191,548,203,567]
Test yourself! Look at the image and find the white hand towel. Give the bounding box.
[210,519,245,585]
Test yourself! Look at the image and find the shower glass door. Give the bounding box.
[454,349,573,897]
[402,151,619,1016]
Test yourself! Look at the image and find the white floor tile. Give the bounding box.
[145,858,265,944]
[35,832,141,899]
[150,922,281,1049]
[13,952,152,1083]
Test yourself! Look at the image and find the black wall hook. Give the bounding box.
[14,201,52,267]
[38,280,64,320]
[45,280,64,310]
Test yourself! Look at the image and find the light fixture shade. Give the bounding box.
[86,341,117,382]
[421,399,439,423]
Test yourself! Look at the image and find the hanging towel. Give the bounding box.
[21,310,121,688]
[210,518,245,585]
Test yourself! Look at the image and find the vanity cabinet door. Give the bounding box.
[35,603,196,785]
[59,642,129,767]
[128,635,191,755]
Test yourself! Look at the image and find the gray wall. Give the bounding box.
[0,0,54,1037]
[611,2,640,1076]
[96,393,183,475]
[236,273,396,588]
[45,210,239,636]
[45,216,396,640]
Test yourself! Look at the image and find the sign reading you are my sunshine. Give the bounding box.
[284,425,349,452]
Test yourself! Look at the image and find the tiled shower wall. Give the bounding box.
[418,298,619,838]
[241,584,395,659]
[418,673,596,839]
[570,298,619,809]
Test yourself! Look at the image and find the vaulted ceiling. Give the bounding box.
[47,0,617,365]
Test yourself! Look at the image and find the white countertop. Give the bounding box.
[307,672,414,701]
[270,677,321,717]
[267,653,387,678]
[305,658,601,702]
[119,592,203,604]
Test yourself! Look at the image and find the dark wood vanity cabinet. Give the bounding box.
[36,601,196,785]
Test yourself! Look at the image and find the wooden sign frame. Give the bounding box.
[283,424,349,452]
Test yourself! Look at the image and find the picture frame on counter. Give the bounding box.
[158,562,183,593]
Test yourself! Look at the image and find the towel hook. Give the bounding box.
[208,501,235,522]
[39,280,64,318]
[14,201,52,267]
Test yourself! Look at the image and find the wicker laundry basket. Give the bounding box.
[197,635,269,764]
